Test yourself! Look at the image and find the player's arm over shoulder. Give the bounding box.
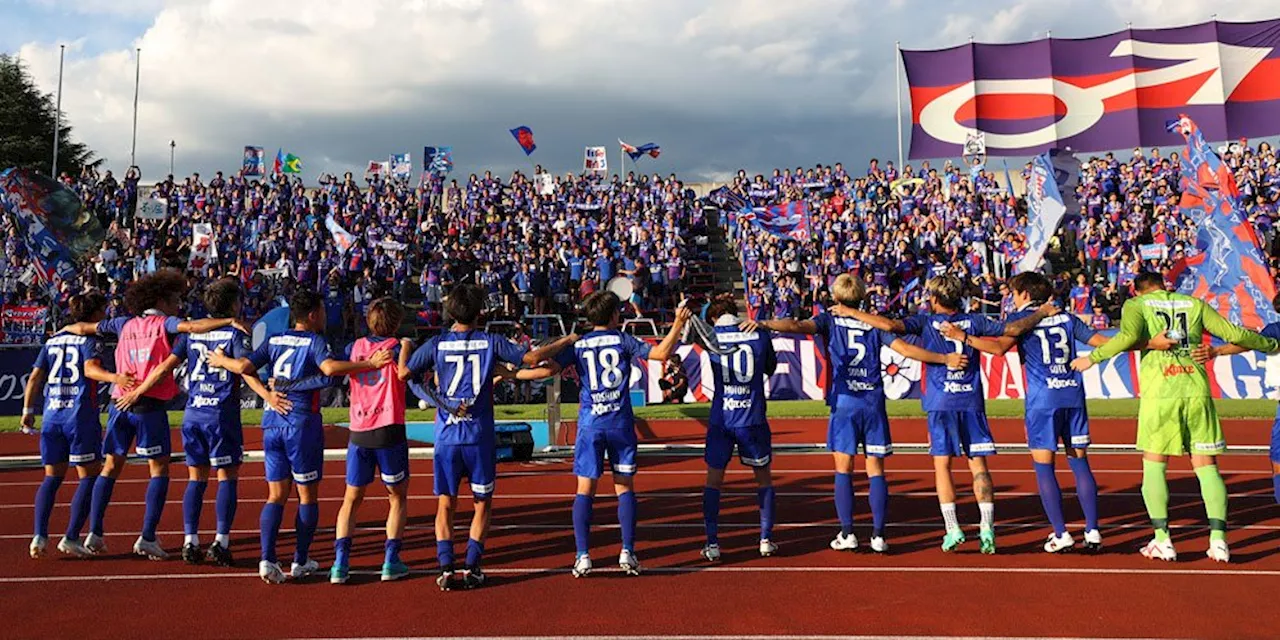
[1089,298,1145,363]
[1200,300,1280,354]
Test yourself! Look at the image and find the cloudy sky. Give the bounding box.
[3,0,1278,181]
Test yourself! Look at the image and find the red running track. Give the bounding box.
[1,443,1278,639]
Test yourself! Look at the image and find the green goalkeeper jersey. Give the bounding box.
[1088,290,1279,399]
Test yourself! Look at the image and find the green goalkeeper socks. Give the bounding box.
[1194,464,1228,541]
[1141,460,1170,542]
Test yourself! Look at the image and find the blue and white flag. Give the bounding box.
[739,201,811,242]
[325,214,357,255]
[423,146,454,176]
[389,153,412,180]
[1017,149,1077,273]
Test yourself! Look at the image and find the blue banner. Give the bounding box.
[739,201,811,242]
[423,146,454,176]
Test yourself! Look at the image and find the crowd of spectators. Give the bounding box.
[0,165,711,342]
[723,141,1280,324]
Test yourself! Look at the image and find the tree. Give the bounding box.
[0,53,100,177]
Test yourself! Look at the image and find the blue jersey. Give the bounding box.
[902,313,1005,412]
[558,330,651,431]
[173,327,252,420]
[248,330,331,428]
[407,330,528,446]
[1260,322,1280,343]
[1009,308,1096,411]
[708,324,775,430]
[34,333,104,426]
[813,312,899,406]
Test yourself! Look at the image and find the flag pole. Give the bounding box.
[51,44,65,177]
[894,40,904,171]
[130,48,141,168]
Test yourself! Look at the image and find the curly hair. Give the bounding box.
[123,270,188,315]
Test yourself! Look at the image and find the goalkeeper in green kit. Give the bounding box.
[1072,272,1280,563]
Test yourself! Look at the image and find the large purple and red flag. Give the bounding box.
[903,19,1280,158]
[739,201,811,242]
[510,126,537,156]
[1164,114,1279,329]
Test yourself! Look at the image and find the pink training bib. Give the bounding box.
[348,337,404,432]
[114,314,178,400]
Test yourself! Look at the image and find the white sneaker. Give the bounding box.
[1083,529,1103,551]
[869,536,889,554]
[85,533,107,555]
[133,536,168,561]
[290,558,319,579]
[700,543,721,562]
[829,531,859,551]
[29,535,47,559]
[759,539,777,557]
[571,554,592,578]
[1043,531,1075,554]
[618,549,642,576]
[259,560,286,584]
[57,537,93,558]
[1140,537,1177,562]
[1206,539,1230,563]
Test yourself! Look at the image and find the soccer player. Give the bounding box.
[22,293,135,559]
[114,277,285,566]
[1073,272,1280,563]
[746,275,967,553]
[1191,294,1280,508]
[62,270,239,561]
[851,275,1057,553]
[556,291,690,578]
[404,283,571,590]
[208,289,393,583]
[939,272,1118,552]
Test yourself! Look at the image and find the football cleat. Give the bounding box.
[330,564,350,585]
[382,561,411,582]
[1140,537,1177,562]
[869,536,889,554]
[57,537,93,558]
[290,559,319,579]
[133,536,169,561]
[259,560,286,584]
[759,539,778,557]
[29,535,47,559]
[571,554,593,578]
[941,529,966,552]
[85,533,107,555]
[829,531,859,551]
[436,570,458,591]
[1043,532,1075,554]
[462,566,486,589]
[618,549,642,576]
[700,543,721,562]
[205,541,234,567]
[181,543,203,565]
[1206,539,1230,564]
[979,529,997,555]
[1083,529,1103,552]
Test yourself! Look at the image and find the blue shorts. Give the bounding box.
[41,419,101,466]
[181,414,244,468]
[263,418,325,485]
[705,423,772,469]
[347,441,410,487]
[1025,407,1090,452]
[1271,415,1280,464]
[103,407,171,458]
[828,401,893,457]
[927,410,996,458]
[433,443,495,497]
[574,428,637,479]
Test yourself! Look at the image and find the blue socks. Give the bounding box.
[66,476,95,540]
[834,473,854,536]
[757,486,775,541]
[259,502,284,563]
[183,480,208,536]
[868,474,888,538]
[702,487,721,545]
[294,503,319,564]
[617,491,637,552]
[1068,456,1100,531]
[141,476,170,542]
[1273,474,1280,505]
[436,539,454,569]
[33,476,63,538]
[1034,461,1066,536]
[89,476,117,537]
[334,536,352,567]
[386,538,403,565]
[465,538,484,568]
[215,479,238,536]
[572,494,594,556]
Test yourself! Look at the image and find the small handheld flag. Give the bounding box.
[510,126,536,156]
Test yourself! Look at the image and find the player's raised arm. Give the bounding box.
[745,318,817,334]
[1201,302,1280,354]
[844,309,906,333]
[887,336,968,369]
[207,347,256,376]
[939,321,1015,356]
[173,317,237,334]
[524,333,578,366]
[649,306,692,361]
[1002,300,1061,337]
[318,348,393,376]
[1075,298,1145,371]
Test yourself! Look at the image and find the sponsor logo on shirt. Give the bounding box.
[1045,377,1079,390]
[1163,364,1197,377]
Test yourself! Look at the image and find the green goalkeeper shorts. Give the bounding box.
[1137,397,1225,456]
